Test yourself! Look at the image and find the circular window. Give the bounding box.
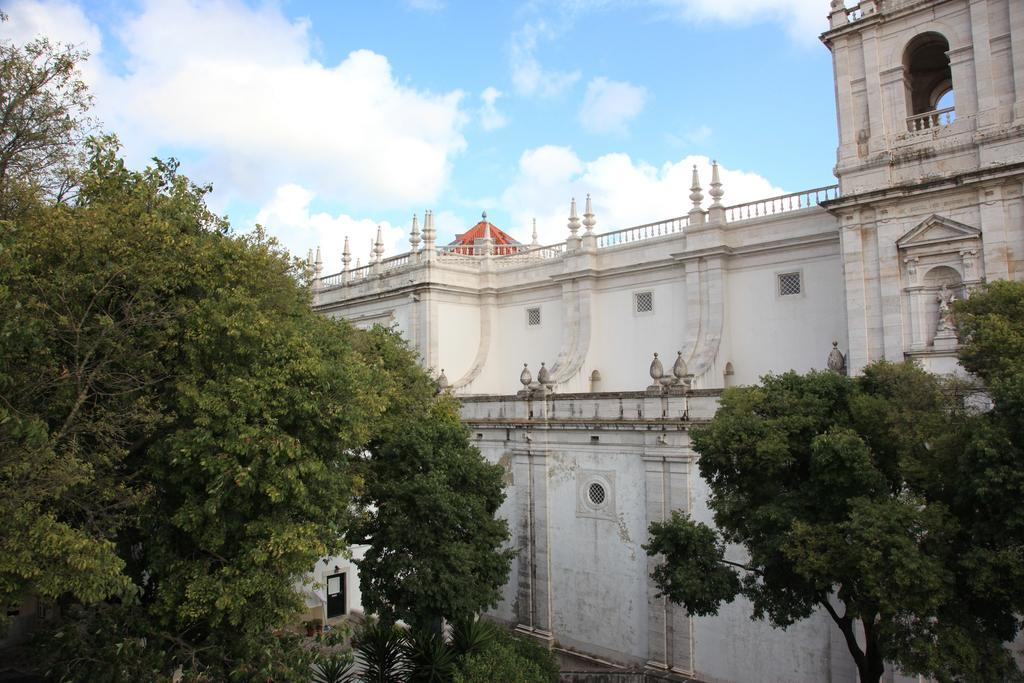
[588,482,606,506]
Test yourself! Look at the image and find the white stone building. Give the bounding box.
[310,0,1024,680]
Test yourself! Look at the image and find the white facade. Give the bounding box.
[311,1,1024,680]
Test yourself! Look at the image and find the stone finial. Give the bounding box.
[423,210,436,252]
[481,211,493,255]
[537,362,551,387]
[437,369,449,390]
[307,248,314,264]
[530,218,539,247]
[356,257,362,269]
[409,214,421,251]
[649,352,664,381]
[689,165,706,226]
[827,341,847,376]
[314,246,323,277]
[709,161,724,208]
[520,363,532,387]
[689,165,704,211]
[582,194,596,234]
[374,225,384,261]
[342,236,351,271]
[568,198,581,237]
[672,351,688,378]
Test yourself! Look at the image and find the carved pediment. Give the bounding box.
[897,215,981,249]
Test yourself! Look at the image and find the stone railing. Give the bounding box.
[315,185,841,289]
[596,215,689,249]
[725,185,839,222]
[493,242,567,267]
[906,106,955,133]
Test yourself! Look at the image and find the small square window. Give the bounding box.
[778,272,802,296]
[634,291,654,314]
[527,307,541,326]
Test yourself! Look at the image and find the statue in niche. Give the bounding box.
[936,284,957,334]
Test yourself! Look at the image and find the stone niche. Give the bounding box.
[897,214,983,352]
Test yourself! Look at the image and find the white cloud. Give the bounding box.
[255,184,407,275]
[510,20,581,98]
[3,0,468,210]
[479,87,507,131]
[579,77,647,134]
[652,0,829,41]
[0,0,103,83]
[500,146,784,245]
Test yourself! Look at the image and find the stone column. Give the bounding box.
[968,0,996,123]
[948,45,979,119]
[978,183,1010,281]
[840,210,871,373]
[1010,0,1024,120]
[644,448,693,675]
[513,445,553,639]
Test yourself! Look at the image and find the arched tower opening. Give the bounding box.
[903,33,955,131]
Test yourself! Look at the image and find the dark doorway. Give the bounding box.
[326,572,346,619]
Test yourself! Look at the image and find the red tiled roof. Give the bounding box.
[449,220,520,247]
[445,213,523,255]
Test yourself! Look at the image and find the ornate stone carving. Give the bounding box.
[520,363,532,387]
[437,369,449,391]
[650,353,664,380]
[827,341,847,376]
[903,256,919,285]
[568,198,581,238]
[647,352,664,393]
[537,362,552,389]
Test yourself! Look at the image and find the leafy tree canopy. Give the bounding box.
[646,346,1024,682]
[1,32,514,679]
[0,35,93,213]
[350,328,514,631]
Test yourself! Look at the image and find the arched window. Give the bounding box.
[904,33,955,132]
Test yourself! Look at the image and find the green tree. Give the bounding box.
[1,138,393,680]
[350,328,514,632]
[0,35,93,213]
[646,359,1024,683]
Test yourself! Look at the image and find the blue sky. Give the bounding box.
[2,0,840,272]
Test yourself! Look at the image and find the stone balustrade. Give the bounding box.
[906,106,956,133]
[313,184,841,290]
[595,216,688,249]
[724,185,839,222]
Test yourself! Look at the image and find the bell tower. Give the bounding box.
[820,0,1024,374]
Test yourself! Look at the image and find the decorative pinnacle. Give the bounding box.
[409,214,421,249]
[374,225,384,260]
[709,160,724,208]
[482,210,488,221]
[531,218,539,246]
[520,363,532,387]
[582,194,596,233]
[568,198,581,237]
[689,165,704,210]
[314,245,322,275]
[342,236,351,270]
[423,209,436,245]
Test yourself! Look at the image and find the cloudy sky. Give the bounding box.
[2,0,840,273]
